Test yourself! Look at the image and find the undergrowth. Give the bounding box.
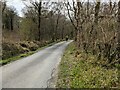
[57,42,119,88]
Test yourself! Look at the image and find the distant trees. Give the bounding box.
[20,0,73,42]
[7,8,17,31]
[29,0,42,41]
[2,1,19,31]
[1,1,6,13]
[20,16,38,40]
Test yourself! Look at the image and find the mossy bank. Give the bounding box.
[1,40,61,65]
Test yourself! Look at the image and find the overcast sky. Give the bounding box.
[6,0,118,17]
[6,0,25,17]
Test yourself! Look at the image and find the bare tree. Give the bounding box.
[31,1,42,41]
[23,0,42,41]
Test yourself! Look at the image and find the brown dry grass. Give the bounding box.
[2,30,21,42]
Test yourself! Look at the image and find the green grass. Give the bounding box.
[0,52,34,65]
[57,42,119,88]
[0,41,60,65]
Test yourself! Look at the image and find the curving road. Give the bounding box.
[0,40,73,88]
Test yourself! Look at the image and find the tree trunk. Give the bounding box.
[55,11,60,41]
[76,0,82,47]
[94,1,100,25]
[90,0,100,55]
[10,18,13,31]
[38,1,42,41]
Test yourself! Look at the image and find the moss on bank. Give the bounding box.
[1,40,60,65]
[57,42,119,88]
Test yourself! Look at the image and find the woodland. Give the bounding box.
[0,0,120,88]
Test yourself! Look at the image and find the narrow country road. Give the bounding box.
[0,40,73,88]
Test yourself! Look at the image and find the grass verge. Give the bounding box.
[0,40,61,65]
[57,42,119,88]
